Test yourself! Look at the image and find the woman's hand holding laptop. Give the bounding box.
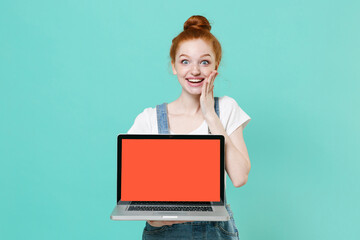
[147,220,193,227]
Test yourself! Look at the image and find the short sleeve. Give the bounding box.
[127,108,153,134]
[221,96,251,136]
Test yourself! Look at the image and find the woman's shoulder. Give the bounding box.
[135,100,173,119]
[127,106,157,134]
[134,106,157,121]
[217,95,251,133]
[218,95,240,109]
[218,95,250,114]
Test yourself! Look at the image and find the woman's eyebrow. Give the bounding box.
[179,54,211,58]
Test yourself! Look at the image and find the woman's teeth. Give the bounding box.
[187,78,204,83]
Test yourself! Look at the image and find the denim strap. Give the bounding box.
[214,96,220,118]
[208,97,220,134]
[156,102,170,134]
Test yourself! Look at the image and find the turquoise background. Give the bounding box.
[1,0,359,239]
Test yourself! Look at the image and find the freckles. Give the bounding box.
[205,71,212,77]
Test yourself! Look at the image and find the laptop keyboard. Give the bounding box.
[128,201,213,212]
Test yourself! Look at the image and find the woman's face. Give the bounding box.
[171,39,218,95]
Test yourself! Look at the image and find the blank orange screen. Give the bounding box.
[121,139,220,201]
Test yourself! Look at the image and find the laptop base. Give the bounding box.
[110,204,230,221]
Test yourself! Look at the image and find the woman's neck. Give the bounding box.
[170,90,201,116]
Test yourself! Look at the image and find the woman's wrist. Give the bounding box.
[204,111,218,122]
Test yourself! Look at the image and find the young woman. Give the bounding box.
[127,15,251,240]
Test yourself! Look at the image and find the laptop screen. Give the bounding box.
[118,136,223,202]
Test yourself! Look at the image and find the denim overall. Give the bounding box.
[142,97,240,240]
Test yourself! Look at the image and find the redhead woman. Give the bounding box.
[127,15,251,240]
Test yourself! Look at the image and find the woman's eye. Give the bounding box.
[181,60,209,65]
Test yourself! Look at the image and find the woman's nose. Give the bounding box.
[191,64,201,75]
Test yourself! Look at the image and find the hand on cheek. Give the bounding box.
[200,70,219,117]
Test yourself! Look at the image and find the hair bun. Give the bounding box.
[183,15,211,32]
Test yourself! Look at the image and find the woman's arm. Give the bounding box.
[205,113,251,188]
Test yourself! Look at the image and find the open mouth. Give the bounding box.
[186,78,205,83]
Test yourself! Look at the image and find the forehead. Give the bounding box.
[177,39,214,58]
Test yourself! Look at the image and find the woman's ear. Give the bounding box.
[171,62,177,75]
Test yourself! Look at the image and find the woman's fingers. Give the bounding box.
[206,72,213,93]
[201,78,207,97]
[208,70,217,93]
[200,70,218,104]
[147,220,193,227]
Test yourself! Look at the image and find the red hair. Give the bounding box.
[170,15,222,70]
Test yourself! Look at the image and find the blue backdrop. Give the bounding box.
[1,1,359,239]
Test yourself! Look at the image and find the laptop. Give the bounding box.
[110,134,230,221]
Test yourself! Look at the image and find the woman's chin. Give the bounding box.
[185,89,202,95]
[180,84,203,95]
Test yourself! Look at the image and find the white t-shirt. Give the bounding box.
[127,95,251,189]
